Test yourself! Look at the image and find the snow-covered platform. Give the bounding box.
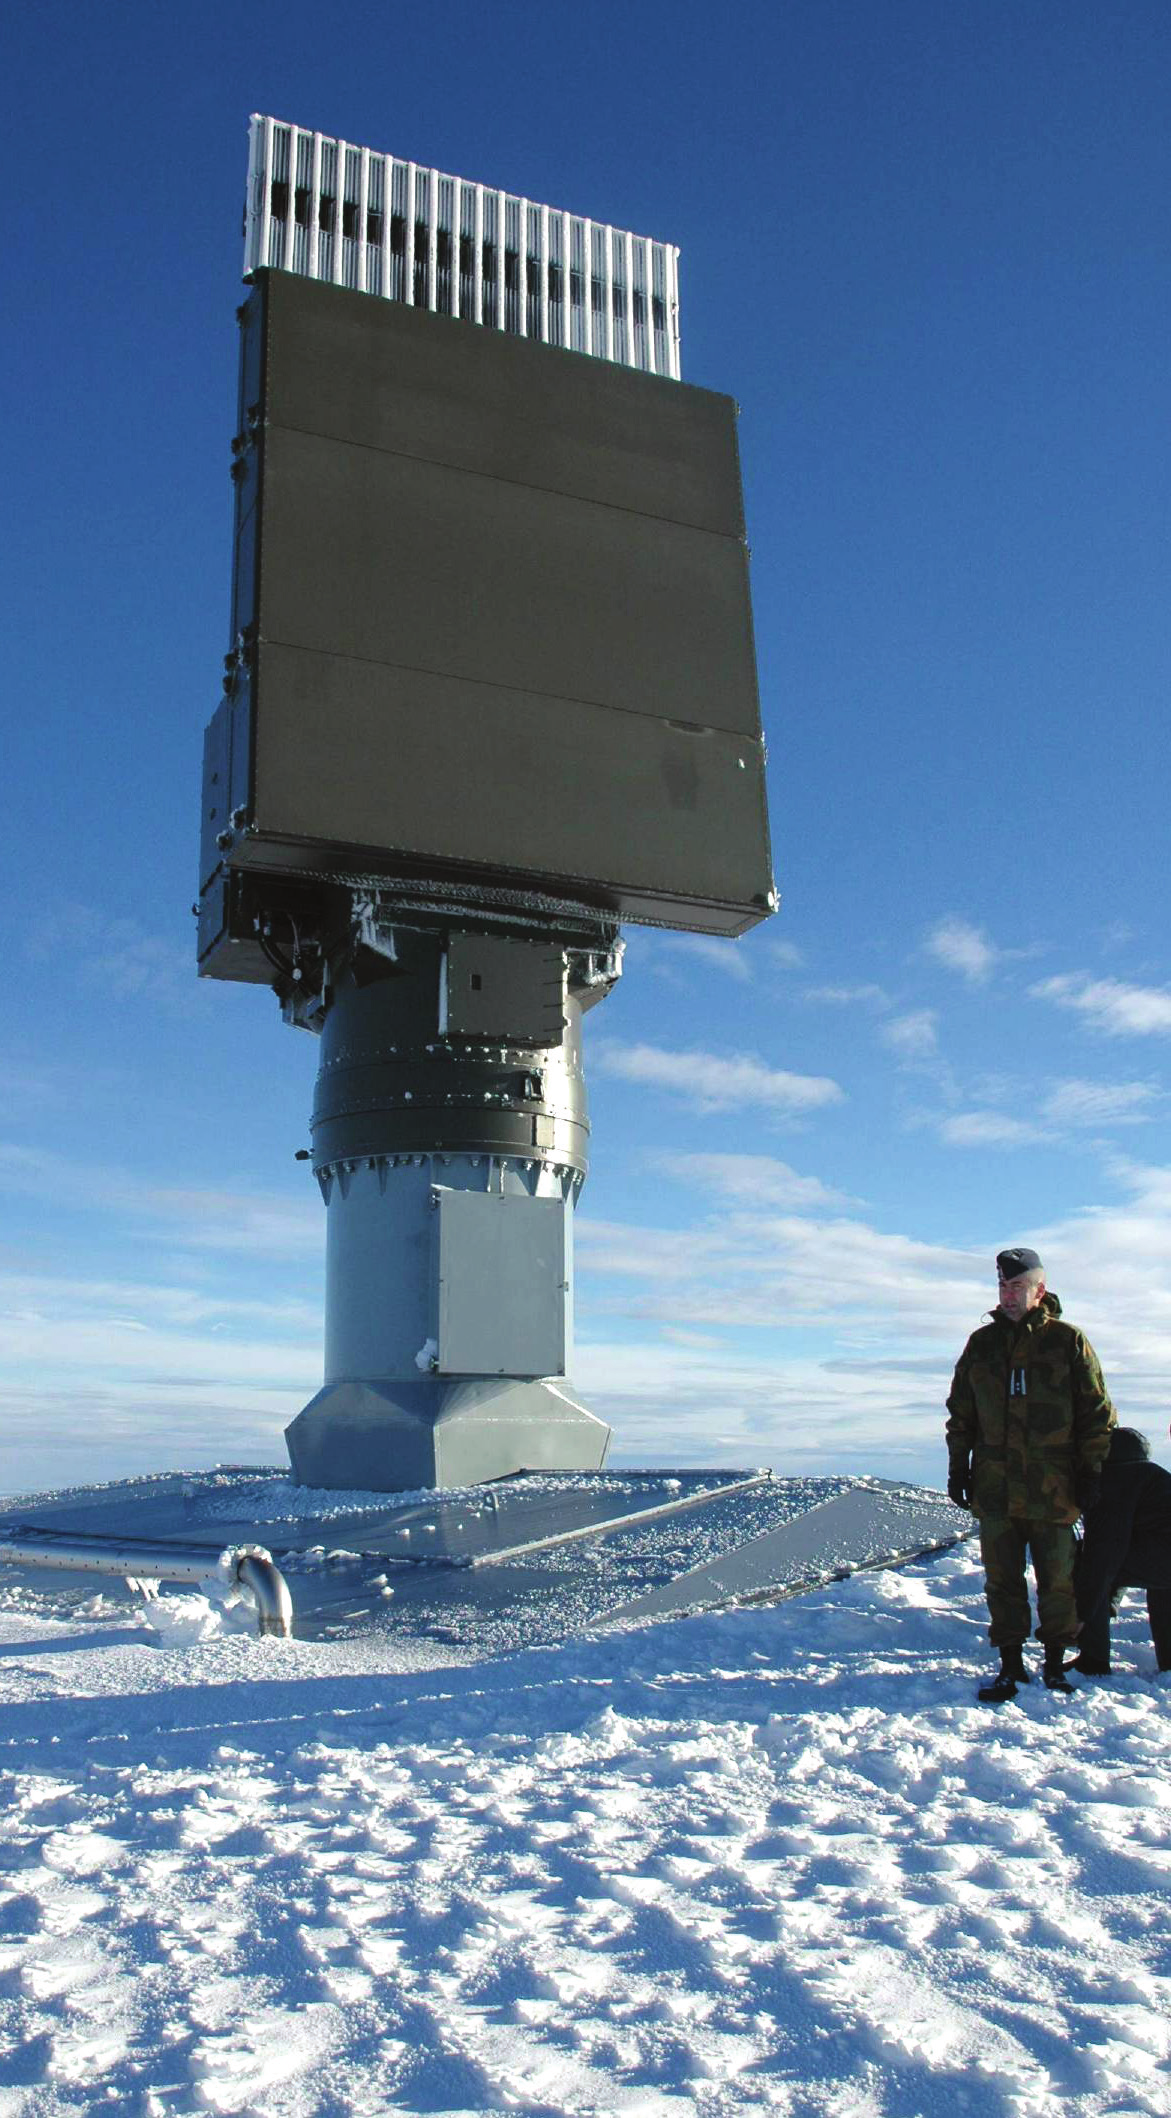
[5,1529,1169,2113]
[0,1467,968,1649]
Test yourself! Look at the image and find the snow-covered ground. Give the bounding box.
[1,1542,1169,2117]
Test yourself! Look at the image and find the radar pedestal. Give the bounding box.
[284,926,617,1489]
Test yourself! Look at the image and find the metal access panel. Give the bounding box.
[209,269,774,938]
[435,1190,568,1377]
[443,935,567,1045]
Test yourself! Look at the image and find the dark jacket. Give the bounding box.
[946,1291,1115,1524]
[1077,1449,1171,1637]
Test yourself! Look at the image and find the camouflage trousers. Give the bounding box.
[977,1516,1078,1647]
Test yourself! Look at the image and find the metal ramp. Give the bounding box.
[0,1468,969,1651]
[602,1482,973,1626]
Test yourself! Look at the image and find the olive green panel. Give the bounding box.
[251,640,772,918]
[445,935,568,1045]
[257,425,761,737]
[215,272,775,933]
[254,270,745,538]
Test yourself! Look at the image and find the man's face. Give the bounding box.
[998,1271,1045,1321]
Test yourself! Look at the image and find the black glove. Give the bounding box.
[947,1453,972,1509]
[1075,1469,1102,1517]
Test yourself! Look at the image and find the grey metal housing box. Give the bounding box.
[442,934,567,1045]
[435,1189,568,1377]
[206,269,773,939]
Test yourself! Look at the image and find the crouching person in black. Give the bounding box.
[1074,1427,1171,1675]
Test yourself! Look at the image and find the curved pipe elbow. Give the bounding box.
[234,1551,294,1637]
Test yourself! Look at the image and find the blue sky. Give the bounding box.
[3,0,1170,1496]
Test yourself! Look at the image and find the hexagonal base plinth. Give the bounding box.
[285,1376,611,1492]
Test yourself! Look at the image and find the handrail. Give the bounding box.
[0,1529,294,1639]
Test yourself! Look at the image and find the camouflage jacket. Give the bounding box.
[945,1292,1116,1524]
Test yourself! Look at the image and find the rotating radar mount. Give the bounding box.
[196,117,775,1492]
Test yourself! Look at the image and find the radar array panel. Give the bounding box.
[245,115,682,378]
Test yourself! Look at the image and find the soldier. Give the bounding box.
[946,1246,1116,1702]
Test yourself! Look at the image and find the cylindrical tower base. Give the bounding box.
[284,935,613,1490]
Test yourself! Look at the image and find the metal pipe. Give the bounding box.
[405,161,416,305]
[281,128,297,274]
[0,1530,293,1639]
[380,152,393,299]
[427,166,438,313]
[234,1552,295,1637]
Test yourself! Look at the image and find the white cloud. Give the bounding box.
[1042,1079,1161,1127]
[578,1160,1171,1475]
[655,935,752,983]
[1029,1164,1171,1389]
[0,1143,320,1257]
[0,1383,303,1499]
[881,1010,939,1059]
[593,1042,843,1116]
[145,1186,321,1256]
[925,918,998,983]
[938,1078,1161,1150]
[574,1217,710,1283]
[578,1208,978,1333]
[939,1112,1042,1148]
[579,1337,948,1481]
[656,1152,855,1210]
[770,940,804,969]
[1031,974,1171,1037]
[1097,921,1134,953]
[803,984,890,1008]
[0,1262,320,1493]
[0,1268,317,1333]
[0,1302,315,1386]
[571,1208,988,1483]
[24,899,211,1017]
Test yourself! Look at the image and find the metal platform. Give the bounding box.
[0,1467,969,1651]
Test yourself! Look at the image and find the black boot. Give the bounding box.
[978,1643,1029,1702]
[1068,1652,1110,1676]
[1042,1641,1075,1694]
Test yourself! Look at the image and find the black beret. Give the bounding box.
[996,1246,1043,1279]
